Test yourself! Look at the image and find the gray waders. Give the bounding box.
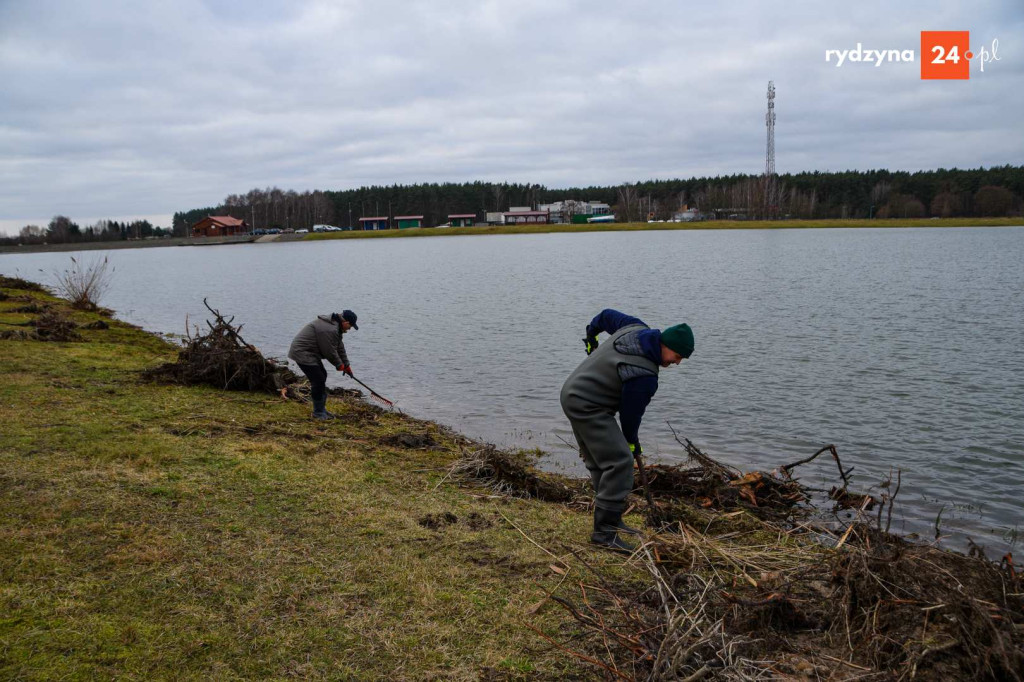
[560,324,659,551]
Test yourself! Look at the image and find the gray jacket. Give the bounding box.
[288,315,350,368]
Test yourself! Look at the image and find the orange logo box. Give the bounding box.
[921,31,970,79]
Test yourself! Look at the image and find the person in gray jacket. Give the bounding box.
[288,310,358,419]
[560,309,694,552]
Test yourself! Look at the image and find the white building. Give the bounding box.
[671,208,701,222]
[537,199,612,224]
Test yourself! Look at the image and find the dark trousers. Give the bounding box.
[297,362,327,403]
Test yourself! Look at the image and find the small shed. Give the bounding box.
[395,215,424,229]
[359,217,389,230]
[192,215,248,237]
[448,213,476,227]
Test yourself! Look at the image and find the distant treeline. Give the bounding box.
[171,166,1024,234]
[2,217,172,246]
[4,166,1021,245]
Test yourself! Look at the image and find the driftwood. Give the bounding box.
[781,443,853,487]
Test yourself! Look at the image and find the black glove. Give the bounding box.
[629,442,642,458]
[582,325,599,355]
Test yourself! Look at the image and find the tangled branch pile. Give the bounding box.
[642,433,813,526]
[545,520,1022,680]
[144,299,299,394]
[30,310,83,341]
[449,444,590,505]
[513,435,1024,681]
[0,310,82,342]
[450,429,817,526]
[449,431,1022,678]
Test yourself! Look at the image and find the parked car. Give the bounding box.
[295,229,309,234]
[268,228,281,234]
[282,228,295,234]
[253,228,267,236]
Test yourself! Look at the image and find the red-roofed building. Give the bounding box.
[448,213,476,227]
[192,215,248,237]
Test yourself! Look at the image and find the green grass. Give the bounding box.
[0,283,637,680]
[305,216,1024,241]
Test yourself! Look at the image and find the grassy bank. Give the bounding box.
[306,216,1024,241]
[0,279,618,679]
[3,277,1021,680]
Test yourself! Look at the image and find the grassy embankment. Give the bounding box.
[306,216,1024,241]
[0,278,633,679]
[4,277,1022,680]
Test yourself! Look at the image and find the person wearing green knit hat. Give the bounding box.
[561,309,694,553]
[660,323,695,360]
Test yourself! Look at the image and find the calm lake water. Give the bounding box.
[4,227,1022,552]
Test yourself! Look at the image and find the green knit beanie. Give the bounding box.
[661,323,694,358]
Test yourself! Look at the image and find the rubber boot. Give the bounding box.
[311,396,334,420]
[591,508,636,554]
[616,515,641,535]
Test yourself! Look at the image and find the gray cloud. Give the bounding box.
[1,0,1021,234]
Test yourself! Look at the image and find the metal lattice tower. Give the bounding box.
[763,81,777,218]
[765,80,776,177]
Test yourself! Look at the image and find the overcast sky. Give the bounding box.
[1,0,1021,234]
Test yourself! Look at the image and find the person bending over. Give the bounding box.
[560,309,694,552]
[288,310,358,420]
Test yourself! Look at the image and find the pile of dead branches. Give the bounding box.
[143,299,300,394]
[639,429,813,527]
[830,525,1022,679]
[10,302,52,314]
[30,310,82,341]
[445,415,1022,678]
[0,310,82,342]
[449,444,590,505]
[527,437,1024,681]
[450,428,818,523]
[549,519,1022,680]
